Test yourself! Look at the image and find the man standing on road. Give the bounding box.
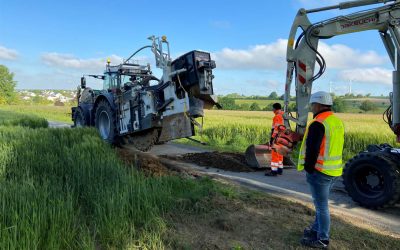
[298,91,345,249]
[265,103,285,176]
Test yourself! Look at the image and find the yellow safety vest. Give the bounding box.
[298,111,345,177]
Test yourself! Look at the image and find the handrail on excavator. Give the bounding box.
[306,0,396,13]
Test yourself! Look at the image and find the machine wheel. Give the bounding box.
[73,107,86,127]
[94,100,117,144]
[343,152,400,208]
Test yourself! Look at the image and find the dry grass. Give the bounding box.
[165,184,400,250]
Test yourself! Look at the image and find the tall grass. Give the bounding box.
[0,105,71,123]
[0,125,215,249]
[193,110,400,160]
[0,110,48,128]
[1,105,398,160]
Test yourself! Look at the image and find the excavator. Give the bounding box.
[247,0,400,208]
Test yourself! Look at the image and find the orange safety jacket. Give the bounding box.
[272,110,284,138]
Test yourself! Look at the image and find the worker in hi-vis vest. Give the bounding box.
[298,91,344,249]
[265,103,285,176]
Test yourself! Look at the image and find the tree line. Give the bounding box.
[0,65,17,104]
[218,95,381,113]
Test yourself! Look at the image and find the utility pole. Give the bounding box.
[348,79,353,95]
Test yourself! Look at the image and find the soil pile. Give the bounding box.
[163,152,255,172]
[116,148,171,176]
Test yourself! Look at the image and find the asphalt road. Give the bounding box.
[48,121,71,128]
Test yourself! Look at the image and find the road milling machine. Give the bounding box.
[247,0,400,208]
[72,36,219,151]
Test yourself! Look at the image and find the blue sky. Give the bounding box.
[0,0,395,95]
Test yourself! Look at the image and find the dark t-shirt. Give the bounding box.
[304,110,330,173]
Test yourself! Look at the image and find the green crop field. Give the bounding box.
[1,108,399,249]
[0,110,216,249]
[1,105,398,161]
[191,110,399,161]
[0,105,72,123]
[0,109,48,128]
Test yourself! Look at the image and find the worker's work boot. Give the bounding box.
[265,170,278,176]
[303,227,317,240]
[277,168,283,175]
[300,238,329,249]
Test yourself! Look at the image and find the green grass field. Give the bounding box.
[0,109,48,128]
[1,108,399,249]
[1,105,398,161]
[0,105,72,123]
[0,110,216,249]
[191,110,399,161]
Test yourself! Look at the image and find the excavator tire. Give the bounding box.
[343,152,400,208]
[73,107,87,127]
[95,100,118,144]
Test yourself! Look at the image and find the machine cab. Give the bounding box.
[103,63,152,91]
[103,73,118,90]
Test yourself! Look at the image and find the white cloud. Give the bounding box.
[318,43,385,69]
[243,79,281,89]
[213,39,287,70]
[338,67,392,85]
[41,53,124,71]
[212,39,387,71]
[0,46,19,60]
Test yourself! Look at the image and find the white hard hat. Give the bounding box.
[309,91,333,105]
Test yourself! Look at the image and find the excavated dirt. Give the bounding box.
[162,152,255,172]
[116,148,171,177]
[118,148,294,174]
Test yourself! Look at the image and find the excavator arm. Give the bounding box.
[283,0,400,142]
[259,1,400,209]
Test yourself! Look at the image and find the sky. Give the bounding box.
[0,0,396,96]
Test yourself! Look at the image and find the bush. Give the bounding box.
[239,103,250,111]
[218,97,239,110]
[332,98,346,113]
[249,102,261,111]
[359,100,377,112]
[268,91,278,99]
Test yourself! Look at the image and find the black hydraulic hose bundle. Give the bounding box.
[123,45,162,64]
[383,92,393,126]
[293,26,326,85]
[305,25,326,82]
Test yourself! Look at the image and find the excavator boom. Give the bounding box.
[245,0,400,209]
[284,0,400,141]
[276,0,400,209]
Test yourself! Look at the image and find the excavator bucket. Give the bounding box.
[245,144,295,169]
[245,144,272,168]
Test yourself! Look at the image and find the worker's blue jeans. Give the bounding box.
[306,171,338,241]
